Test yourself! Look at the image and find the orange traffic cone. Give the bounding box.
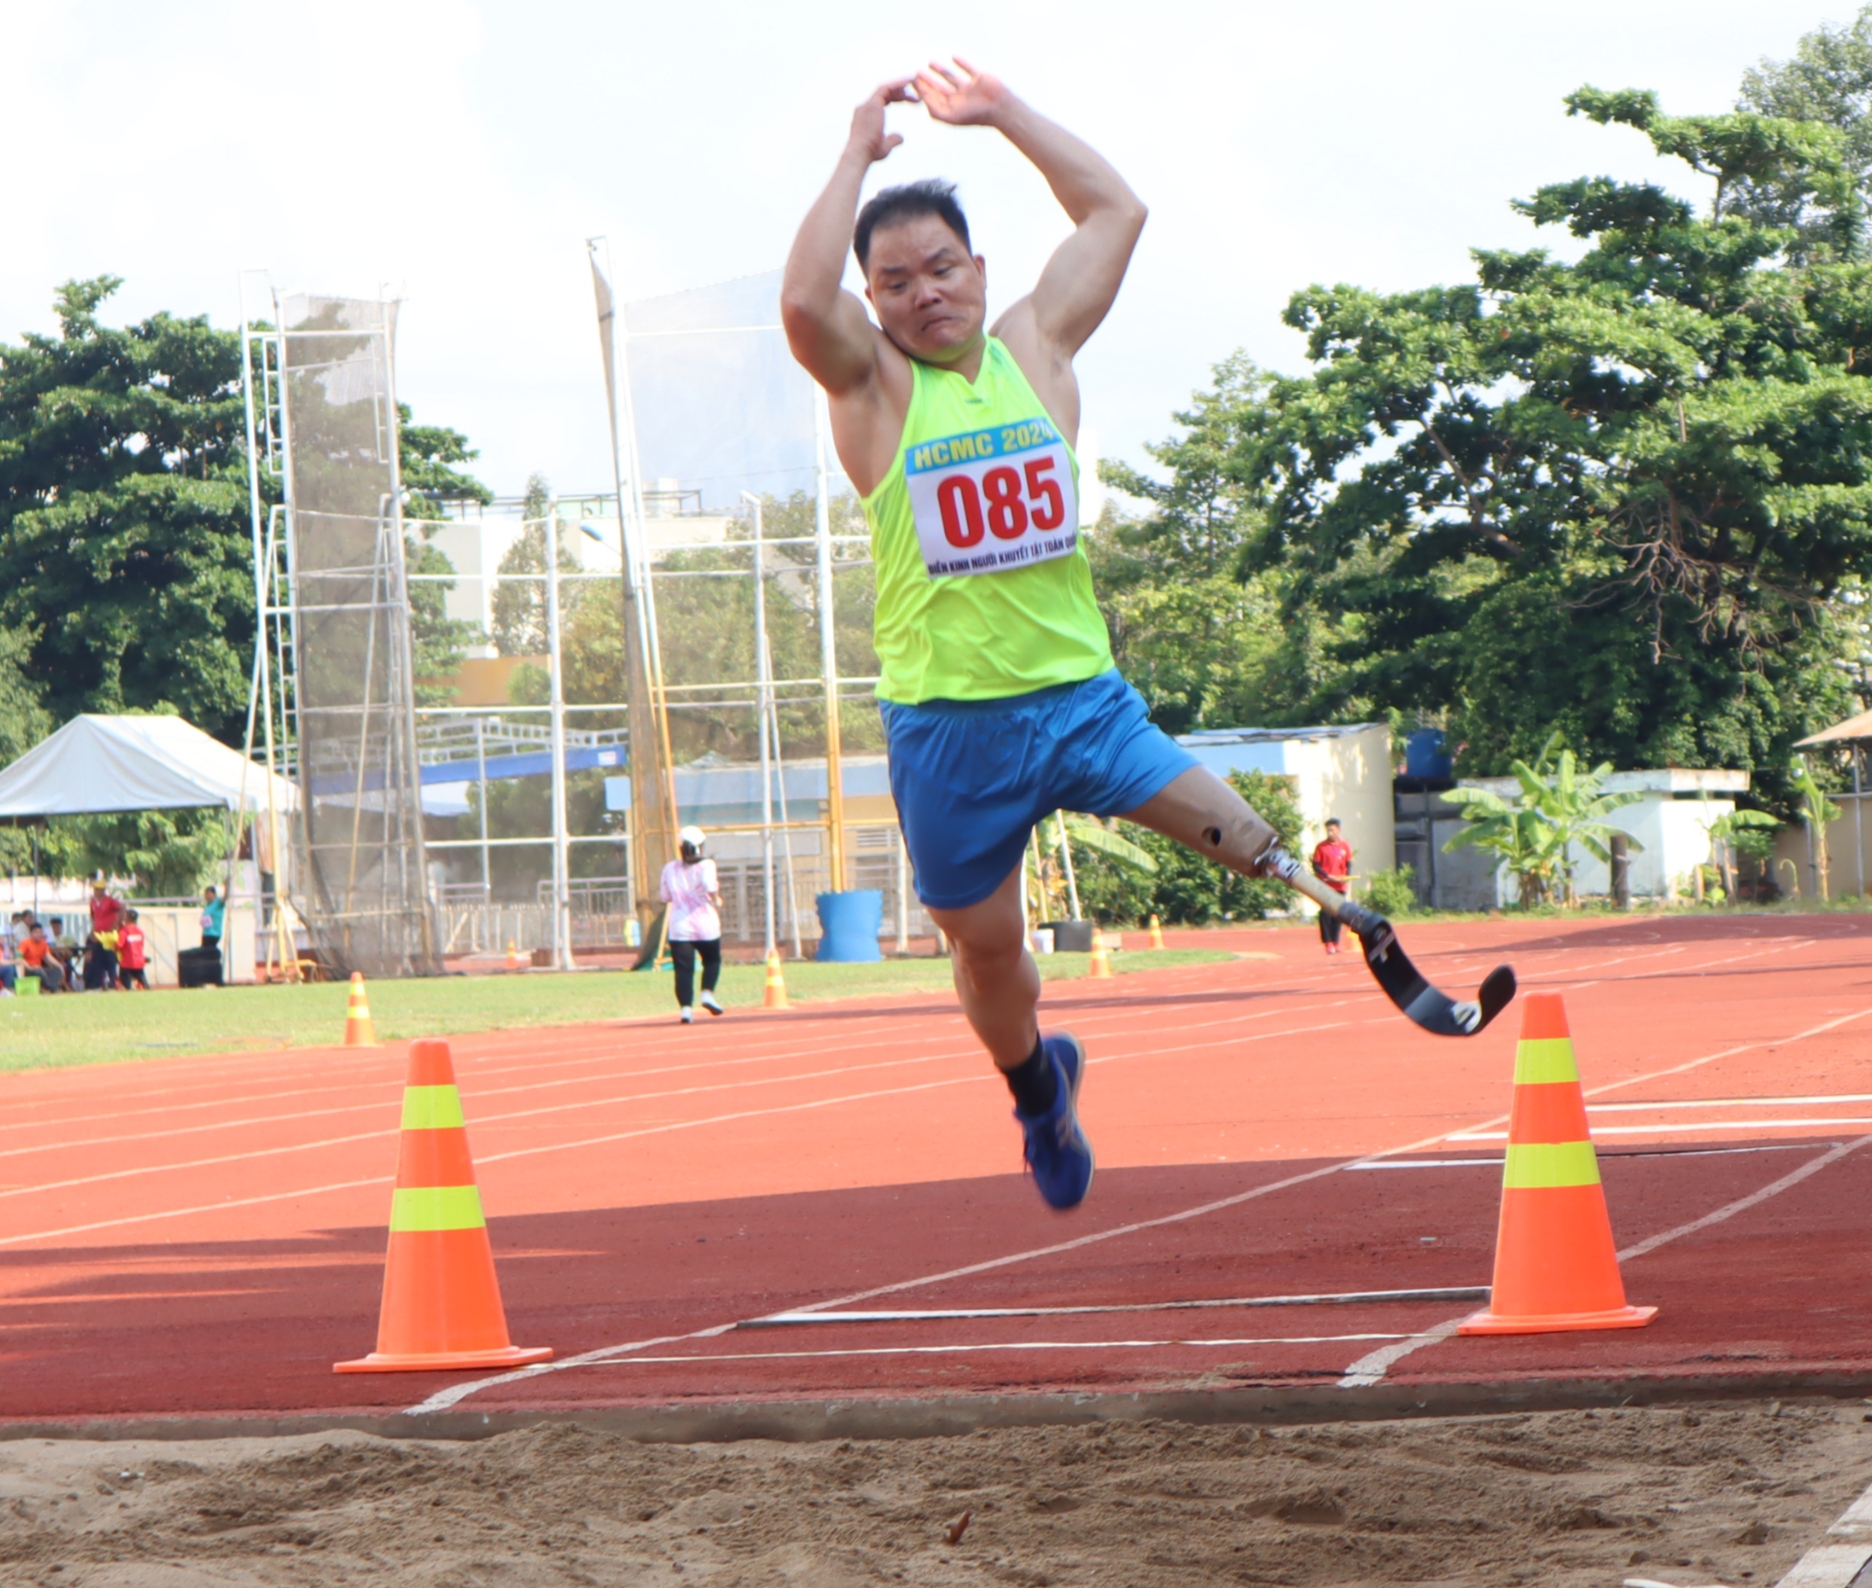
[335,1039,552,1372]
[1459,993,1656,1336]
[504,939,526,971]
[1089,935,1113,979]
[1148,914,1165,951]
[763,951,791,1011]
[343,973,378,1048]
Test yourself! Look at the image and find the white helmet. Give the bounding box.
[678,825,706,850]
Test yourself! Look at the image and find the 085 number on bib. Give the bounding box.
[905,418,1078,578]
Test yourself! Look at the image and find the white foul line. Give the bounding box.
[1339,1133,1872,1389]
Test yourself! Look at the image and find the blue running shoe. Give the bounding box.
[1015,1033,1095,1210]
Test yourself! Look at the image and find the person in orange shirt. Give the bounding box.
[17,923,66,992]
[1311,818,1354,956]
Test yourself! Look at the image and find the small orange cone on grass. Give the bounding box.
[504,939,526,971]
[1089,935,1113,979]
[1148,914,1165,951]
[343,972,378,1048]
[1459,992,1656,1336]
[763,951,791,1010]
[336,1039,552,1372]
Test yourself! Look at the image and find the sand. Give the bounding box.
[0,1400,1866,1586]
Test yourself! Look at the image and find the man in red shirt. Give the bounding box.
[1311,819,1354,955]
[89,875,124,936]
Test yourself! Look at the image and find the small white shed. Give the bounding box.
[1176,724,1395,906]
[1453,768,1749,903]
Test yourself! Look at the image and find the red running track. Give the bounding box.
[2,913,1870,1424]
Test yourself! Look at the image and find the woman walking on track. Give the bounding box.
[660,825,725,1025]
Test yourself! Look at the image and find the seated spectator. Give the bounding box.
[17,924,64,993]
[81,932,116,992]
[117,910,149,990]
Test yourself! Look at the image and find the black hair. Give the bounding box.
[853,179,971,271]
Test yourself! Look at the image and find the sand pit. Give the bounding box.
[0,1400,1866,1585]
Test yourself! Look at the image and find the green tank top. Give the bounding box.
[862,336,1114,703]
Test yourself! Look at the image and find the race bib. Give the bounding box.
[905,417,1078,578]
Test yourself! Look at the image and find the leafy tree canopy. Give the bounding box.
[1107,68,1872,808]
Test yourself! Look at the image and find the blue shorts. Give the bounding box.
[879,669,1199,911]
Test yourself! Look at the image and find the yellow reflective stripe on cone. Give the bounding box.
[1502,1139,1601,1190]
[1512,1037,1580,1086]
[389,1185,485,1232]
[399,1085,466,1131]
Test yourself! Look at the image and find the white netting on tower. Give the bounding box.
[278,294,441,977]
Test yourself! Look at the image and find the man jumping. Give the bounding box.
[782,60,1313,1212]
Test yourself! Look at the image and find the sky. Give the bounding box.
[0,1,1855,499]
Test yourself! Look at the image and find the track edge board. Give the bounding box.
[5,1369,1872,1446]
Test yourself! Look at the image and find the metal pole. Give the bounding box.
[1055,810,1083,920]
[744,491,776,959]
[895,827,910,955]
[767,627,803,960]
[476,715,491,949]
[813,386,846,893]
[545,502,573,971]
[1856,745,1865,898]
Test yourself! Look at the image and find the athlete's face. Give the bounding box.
[863,215,987,365]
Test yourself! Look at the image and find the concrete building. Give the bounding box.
[1174,724,1395,909]
[1441,768,1749,906]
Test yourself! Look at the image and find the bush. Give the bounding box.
[1070,770,1304,926]
[1362,865,1418,920]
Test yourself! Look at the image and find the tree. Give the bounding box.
[1069,771,1303,925]
[0,277,255,741]
[490,474,577,658]
[1737,7,1872,258]
[1114,84,1872,804]
[399,405,493,701]
[0,276,492,744]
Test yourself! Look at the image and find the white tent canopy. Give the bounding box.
[0,714,298,819]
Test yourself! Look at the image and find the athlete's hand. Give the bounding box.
[914,57,1012,127]
[849,79,914,163]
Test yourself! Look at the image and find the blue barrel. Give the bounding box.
[1405,728,1452,780]
[816,889,884,962]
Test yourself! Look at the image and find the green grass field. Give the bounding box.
[0,949,1231,1074]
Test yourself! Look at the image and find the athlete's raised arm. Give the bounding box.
[914,59,1146,367]
[781,80,912,397]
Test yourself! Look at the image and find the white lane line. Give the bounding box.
[1616,1133,1872,1264]
[470,1020,1357,1168]
[745,1286,1488,1325]
[406,1109,1477,1415]
[0,1011,1362,1243]
[1452,1119,1872,1140]
[1588,1094,1872,1111]
[406,999,1872,1415]
[1771,1476,1872,1586]
[0,990,1349,1156]
[1339,1132,1872,1389]
[576,1333,1417,1367]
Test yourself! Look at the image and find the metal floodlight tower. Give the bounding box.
[264,290,440,978]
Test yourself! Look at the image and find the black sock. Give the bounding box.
[1004,1038,1057,1115]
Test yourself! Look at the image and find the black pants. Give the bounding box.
[1318,899,1345,946]
[670,938,722,1008]
[120,966,148,989]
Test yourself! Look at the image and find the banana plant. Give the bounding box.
[1443,731,1644,907]
[1789,755,1843,901]
[1030,812,1157,924]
